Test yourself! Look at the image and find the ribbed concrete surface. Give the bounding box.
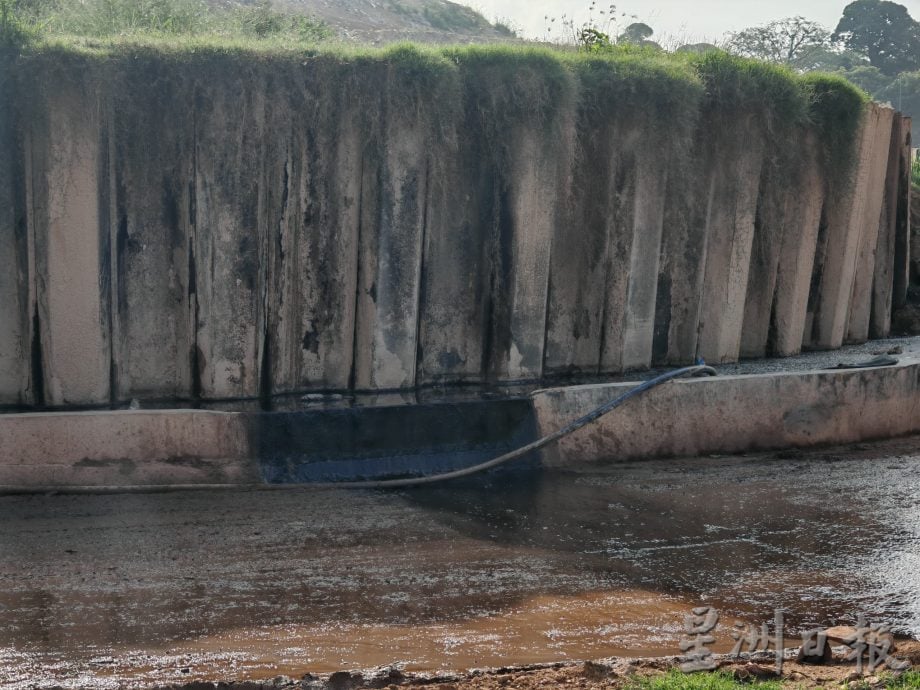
[1,59,909,408]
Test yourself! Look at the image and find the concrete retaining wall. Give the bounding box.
[532,359,920,466]
[808,105,901,350]
[0,409,252,487]
[0,54,911,408]
[4,362,920,489]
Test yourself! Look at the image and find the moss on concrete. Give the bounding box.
[0,36,897,403]
[802,72,870,183]
[8,41,872,190]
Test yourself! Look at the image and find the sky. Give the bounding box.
[467,0,920,45]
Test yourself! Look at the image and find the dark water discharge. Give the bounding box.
[2,436,920,687]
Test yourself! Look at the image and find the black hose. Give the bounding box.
[2,364,716,494]
[310,363,717,489]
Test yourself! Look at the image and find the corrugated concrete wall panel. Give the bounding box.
[0,73,29,406]
[108,64,194,402]
[353,88,428,390]
[193,74,267,400]
[620,153,669,371]
[739,133,820,359]
[811,104,882,349]
[655,134,715,366]
[598,130,642,373]
[416,123,492,385]
[769,138,826,357]
[543,122,617,376]
[30,74,110,406]
[892,116,912,311]
[268,83,362,394]
[490,126,564,381]
[696,127,765,363]
[846,106,895,342]
[870,113,907,338]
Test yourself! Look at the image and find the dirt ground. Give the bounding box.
[147,641,920,689]
[420,644,920,690]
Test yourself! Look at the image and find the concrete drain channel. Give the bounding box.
[3,357,920,491]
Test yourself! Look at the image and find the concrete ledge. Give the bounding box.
[0,409,253,487]
[3,361,920,490]
[0,399,537,490]
[532,358,920,466]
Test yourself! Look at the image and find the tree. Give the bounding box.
[618,22,652,44]
[795,46,867,72]
[675,42,720,55]
[836,64,894,94]
[875,71,920,142]
[832,0,920,76]
[726,16,831,70]
[616,21,661,49]
[576,26,614,52]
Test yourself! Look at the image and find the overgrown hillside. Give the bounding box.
[10,0,515,44]
[265,0,515,43]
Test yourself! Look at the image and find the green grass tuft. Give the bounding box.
[689,50,811,128]
[802,72,869,185]
[492,20,516,38]
[624,670,783,690]
[3,0,332,45]
[443,44,576,129]
[886,670,920,688]
[42,0,211,36]
[567,49,703,124]
[1,0,42,52]
[230,1,331,41]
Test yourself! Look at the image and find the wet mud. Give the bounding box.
[2,436,920,687]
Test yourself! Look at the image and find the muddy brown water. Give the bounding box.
[2,437,920,687]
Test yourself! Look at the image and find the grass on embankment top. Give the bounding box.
[1,13,869,183]
[2,0,511,48]
[9,36,867,118]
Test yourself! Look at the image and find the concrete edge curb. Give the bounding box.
[532,358,920,466]
[2,360,919,492]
